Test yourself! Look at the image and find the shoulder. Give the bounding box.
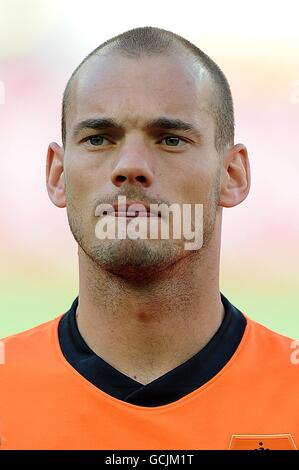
[1,315,62,343]
[245,315,296,348]
[240,315,299,377]
[0,315,63,366]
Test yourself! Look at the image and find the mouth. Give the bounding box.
[110,212,158,219]
[112,211,160,218]
[97,201,161,218]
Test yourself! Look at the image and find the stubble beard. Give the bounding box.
[66,178,220,281]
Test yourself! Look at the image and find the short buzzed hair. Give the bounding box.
[61,26,234,153]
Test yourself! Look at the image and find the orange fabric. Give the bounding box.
[0,314,298,450]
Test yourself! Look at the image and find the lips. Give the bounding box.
[95,201,161,218]
[111,202,161,218]
[114,211,156,217]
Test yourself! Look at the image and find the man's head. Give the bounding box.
[61,27,235,154]
[46,26,250,280]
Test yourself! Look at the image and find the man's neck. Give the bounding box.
[76,248,224,385]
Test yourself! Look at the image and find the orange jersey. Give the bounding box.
[0,313,298,450]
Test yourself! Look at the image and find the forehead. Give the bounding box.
[69,52,214,130]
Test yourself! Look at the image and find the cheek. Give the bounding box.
[65,152,99,198]
[174,164,216,204]
[64,164,94,222]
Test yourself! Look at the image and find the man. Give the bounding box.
[1,26,298,451]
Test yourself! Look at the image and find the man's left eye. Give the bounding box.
[160,136,186,147]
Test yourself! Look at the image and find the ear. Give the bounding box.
[46,142,66,208]
[218,143,251,208]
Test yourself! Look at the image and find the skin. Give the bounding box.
[46,51,250,385]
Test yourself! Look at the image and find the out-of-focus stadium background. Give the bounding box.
[0,0,298,337]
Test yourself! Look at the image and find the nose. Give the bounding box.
[110,147,154,188]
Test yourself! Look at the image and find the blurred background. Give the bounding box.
[0,0,298,337]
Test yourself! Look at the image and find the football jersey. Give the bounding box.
[57,293,246,406]
[0,296,298,450]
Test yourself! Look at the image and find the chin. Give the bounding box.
[89,238,186,280]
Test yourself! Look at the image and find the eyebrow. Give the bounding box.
[73,116,202,139]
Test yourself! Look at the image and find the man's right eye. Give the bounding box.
[84,135,110,146]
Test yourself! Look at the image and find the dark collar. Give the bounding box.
[58,293,246,407]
